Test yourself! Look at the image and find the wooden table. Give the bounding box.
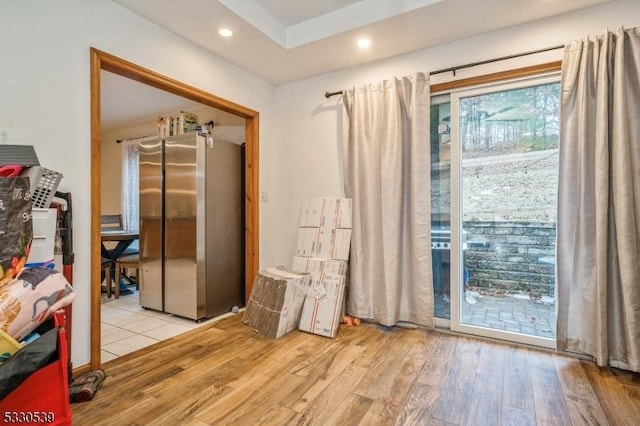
[101,230,139,295]
[101,229,139,260]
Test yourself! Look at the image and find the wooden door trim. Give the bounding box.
[90,48,259,370]
[431,61,562,93]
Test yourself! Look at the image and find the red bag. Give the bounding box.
[0,311,71,425]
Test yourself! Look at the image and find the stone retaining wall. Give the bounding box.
[463,221,555,297]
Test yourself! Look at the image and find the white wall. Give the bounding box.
[0,0,276,367]
[272,0,640,265]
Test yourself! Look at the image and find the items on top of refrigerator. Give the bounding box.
[157,111,200,139]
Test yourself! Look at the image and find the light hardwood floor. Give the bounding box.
[72,314,640,425]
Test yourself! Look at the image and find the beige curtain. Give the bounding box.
[342,73,432,327]
[557,28,640,372]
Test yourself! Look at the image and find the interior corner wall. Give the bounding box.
[272,0,640,264]
[0,0,276,367]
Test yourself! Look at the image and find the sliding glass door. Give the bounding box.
[431,95,452,325]
[435,75,560,348]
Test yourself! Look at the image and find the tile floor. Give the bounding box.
[101,290,236,363]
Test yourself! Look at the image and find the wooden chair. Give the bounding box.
[101,258,113,298]
[115,254,139,298]
[101,214,123,231]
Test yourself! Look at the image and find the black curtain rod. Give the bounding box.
[324,44,565,98]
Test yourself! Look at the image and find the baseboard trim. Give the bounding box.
[72,363,92,378]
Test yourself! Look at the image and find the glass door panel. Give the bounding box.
[431,96,451,322]
[450,77,560,348]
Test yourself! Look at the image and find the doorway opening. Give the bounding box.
[90,48,259,370]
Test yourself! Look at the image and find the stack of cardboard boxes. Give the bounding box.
[244,197,353,339]
[293,197,352,338]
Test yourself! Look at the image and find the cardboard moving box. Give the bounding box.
[298,273,346,338]
[243,267,311,339]
[295,197,353,261]
[292,256,349,338]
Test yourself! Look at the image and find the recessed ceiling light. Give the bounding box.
[219,28,233,38]
[357,38,371,48]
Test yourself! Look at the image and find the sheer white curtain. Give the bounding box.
[557,28,640,372]
[121,140,140,231]
[342,73,432,327]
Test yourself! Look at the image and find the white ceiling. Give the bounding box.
[111,0,612,85]
[103,0,612,130]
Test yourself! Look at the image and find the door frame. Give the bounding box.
[429,61,562,338]
[90,48,259,370]
[449,74,560,349]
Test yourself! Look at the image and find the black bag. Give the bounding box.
[0,325,58,400]
[0,177,32,286]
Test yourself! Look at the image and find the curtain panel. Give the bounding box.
[121,141,139,232]
[342,73,432,327]
[557,28,640,372]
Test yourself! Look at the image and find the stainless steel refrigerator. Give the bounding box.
[138,132,244,321]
